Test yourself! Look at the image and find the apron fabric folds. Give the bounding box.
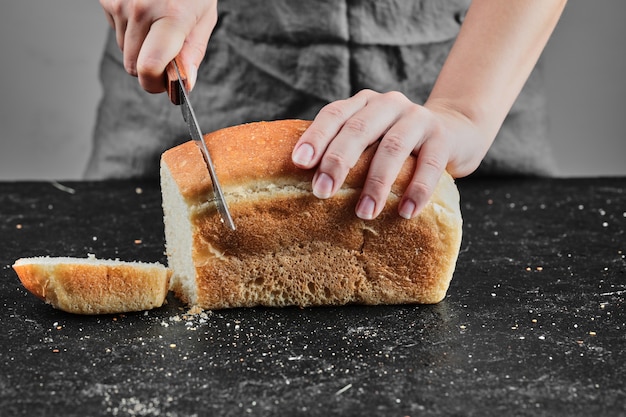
[85,0,555,179]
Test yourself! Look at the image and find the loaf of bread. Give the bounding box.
[12,256,170,314]
[160,119,463,309]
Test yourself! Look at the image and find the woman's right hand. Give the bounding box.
[99,0,218,93]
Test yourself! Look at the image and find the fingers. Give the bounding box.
[99,0,217,93]
[398,135,449,219]
[123,7,151,77]
[293,90,373,169]
[137,18,187,93]
[179,7,217,91]
[293,90,410,202]
[294,90,456,220]
[358,107,429,220]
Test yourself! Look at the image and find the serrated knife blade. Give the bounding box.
[166,58,235,230]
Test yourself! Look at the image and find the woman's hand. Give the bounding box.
[99,0,218,93]
[292,89,490,220]
[292,0,566,220]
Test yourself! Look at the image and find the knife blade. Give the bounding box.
[166,58,236,230]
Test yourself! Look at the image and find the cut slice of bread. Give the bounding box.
[13,255,170,314]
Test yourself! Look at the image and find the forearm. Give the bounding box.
[293,0,567,220]
[426,0,567,144]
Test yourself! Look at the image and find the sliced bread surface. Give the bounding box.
[160,119,463,309]
[13,256,170,314]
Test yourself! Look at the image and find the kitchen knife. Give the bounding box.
[166,58,236,230]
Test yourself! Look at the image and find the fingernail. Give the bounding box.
[292,143,314,166]
[399,199,416,219]
[356,195,376,220]
[313,172,334,199]
[188,65,198,91]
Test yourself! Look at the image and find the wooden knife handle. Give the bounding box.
[165,56,188,105]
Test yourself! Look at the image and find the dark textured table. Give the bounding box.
[1,177,624,416]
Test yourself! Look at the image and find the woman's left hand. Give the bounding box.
[291,89,489,220]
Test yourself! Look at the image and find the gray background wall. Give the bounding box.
[0,0,624,180]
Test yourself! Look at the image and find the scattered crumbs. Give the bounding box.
[169,344,177,349]
[93,236,98,241]
[16,224,22,229]
[107,396,162,416]
[526,267,532,272]
[134,239,142,245]
[623,212,626,218]
[602,222,609,228]
[459,325,467,330]
[48,204,54,210]
[578,205,584,210]
[519,336,525,340]
[493,231,499,236]
[490,293,496,297]
[487,199,493,205]
[599,208,606,216]
[187,305,204,315]
[540,203,546,209]
[538,335,546,340]
[531,319,538,324]
[536,266,543,272]
[52,349,60,353]
[135,187,143,195]
[589,331,597,337]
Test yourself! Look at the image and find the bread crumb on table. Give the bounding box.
[187,305,204,315]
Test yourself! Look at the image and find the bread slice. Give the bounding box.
[160,119,463,309]
[12,256,170,314]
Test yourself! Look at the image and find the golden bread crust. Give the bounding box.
[161,119,462,309]
[13,258,171,314]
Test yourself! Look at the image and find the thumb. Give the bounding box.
[179,11,217,91]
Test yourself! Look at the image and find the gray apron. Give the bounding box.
[85,0,555,179]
